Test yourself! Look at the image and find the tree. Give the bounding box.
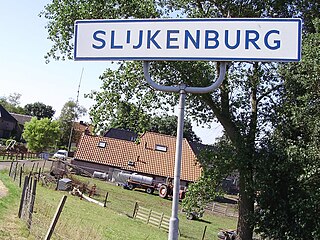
[22,117,61,152]
[254,19,320,239]
[0,93,25,114]
[182,135,236,217]
[150,115,201,142]
[41,1,319,239]
[58,100,86,147]
[96,100,201,142]
[24,102,55,119]
[90,100,151,134]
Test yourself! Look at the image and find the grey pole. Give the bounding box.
[169,85,186,240]
[143,61,227,240]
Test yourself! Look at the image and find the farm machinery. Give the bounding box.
[158,179,186,200]
[120,172,186,200]
[123,173,156,194]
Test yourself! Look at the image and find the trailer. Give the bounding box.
[124,173,156,194]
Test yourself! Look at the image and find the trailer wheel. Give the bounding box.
[159,185,168,198]
[128,183,134,190]
[146,187,154,194]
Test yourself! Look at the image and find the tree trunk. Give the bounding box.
[237,165,254,240]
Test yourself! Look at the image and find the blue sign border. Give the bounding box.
[74,18,302,62]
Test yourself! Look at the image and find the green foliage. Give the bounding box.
[254,24,320,239]
[99,100,151,134]
[40,0,160,62]
[24,102,55,119]
[182,175,219,218]
[182,135,237,216]
[0,93,25,114]
[58,100,86,146]
[22,117,61,152]
[150,114,201,142]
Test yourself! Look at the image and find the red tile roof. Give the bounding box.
[75,132,202,182]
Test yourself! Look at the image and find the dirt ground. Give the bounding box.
[0,180,8,198]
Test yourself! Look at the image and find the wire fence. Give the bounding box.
[8,161,103,240]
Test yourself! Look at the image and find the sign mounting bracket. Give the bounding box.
[143,61,227,240]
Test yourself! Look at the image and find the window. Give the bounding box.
[155,144,167,152]
[98,141,107,148]
[128,161,135,167]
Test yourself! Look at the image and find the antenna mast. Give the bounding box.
[67,67,84,153]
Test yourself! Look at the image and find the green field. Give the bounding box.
[0,170,237,239]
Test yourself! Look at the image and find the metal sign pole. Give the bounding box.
[169,86,186,240]
[143,61,227,240]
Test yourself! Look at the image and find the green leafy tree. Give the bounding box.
[24,102,55,119]
[22,117,61,152]
[41,1,319,239]
[58,100,86,147]
[91,100,151,134]
[254,19,320,239]
[182,135,237,216]
[150,115,201,142]
[0,93,25,114]
[99,100,201,141]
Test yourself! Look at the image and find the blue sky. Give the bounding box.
[0,1,223,144]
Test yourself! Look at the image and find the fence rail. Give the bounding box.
[134,203,170,231]
[205,202,238,218]
[0,151,39,160]
[8,162,103,240]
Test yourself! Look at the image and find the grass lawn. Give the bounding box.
[0,171,31,239]
[0,170,237,239]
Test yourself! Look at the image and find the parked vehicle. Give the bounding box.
[158,178,186,200]
[124,173,156,194]
[53,150,68,160]
[122,173,187,199]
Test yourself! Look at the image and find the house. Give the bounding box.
[0,105,18,139]
[72,131,202,186]
[104,128,138,142]
[71,121,93,147]
[10,113,33,140]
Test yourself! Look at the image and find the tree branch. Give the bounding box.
[257,83,283,103]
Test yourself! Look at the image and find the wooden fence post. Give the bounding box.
[19,166,23,188]
[55,176,60,191]
[9,159,14,176]
[42,160,47,173]
[29,163,35,178]
[146,209,152,224]
[44,195,67,240]
[27,179,37,229]
[18,176,29,218]
[104,192,109,207]
[13,162,18,181]
[35,162,39,174]
[159,213,164,228]
[38,167,41,181]
[133,202,138,218]
[201,225,207,240]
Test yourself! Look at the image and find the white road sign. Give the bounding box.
[74,18,302,62]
